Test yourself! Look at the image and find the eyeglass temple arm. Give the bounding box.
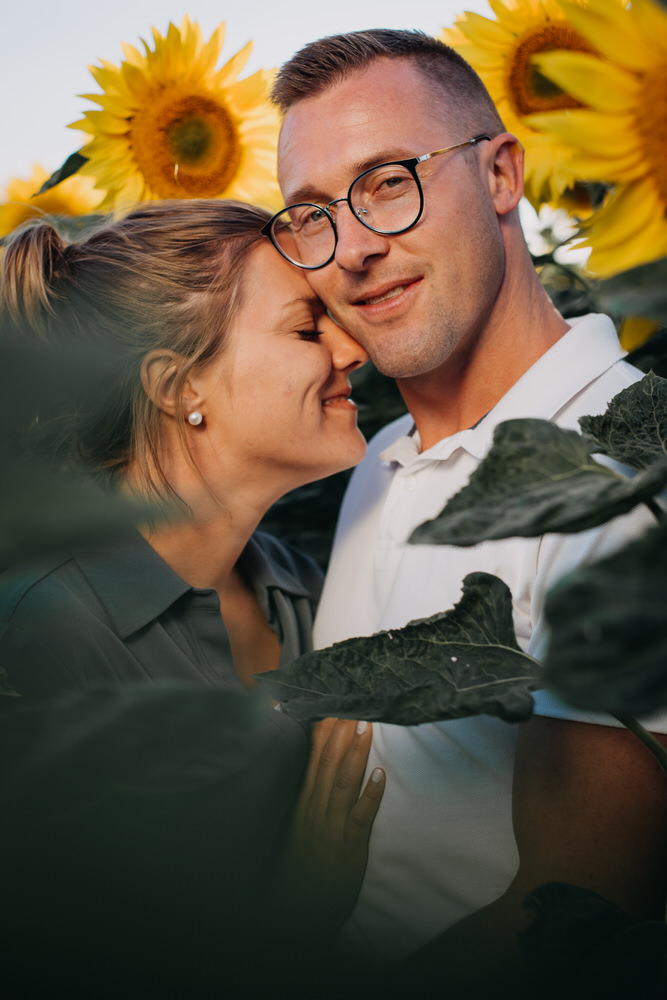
[416,134,491,165]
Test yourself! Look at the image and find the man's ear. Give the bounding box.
[140,350,200,418]
[486,133,524,216]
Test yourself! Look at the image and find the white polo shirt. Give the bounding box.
[314,313,667,963]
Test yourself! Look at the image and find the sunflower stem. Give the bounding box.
[644,498,666,524]
[613,713,667,777]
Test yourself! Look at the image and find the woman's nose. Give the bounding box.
[319,314,368,370]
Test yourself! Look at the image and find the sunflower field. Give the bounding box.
[3,2,667,996]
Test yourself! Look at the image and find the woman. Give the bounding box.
[0,200,383,995]
[0,199,367,694]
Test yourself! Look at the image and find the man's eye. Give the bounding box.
[298,329,322,341]
[299,207,328,233]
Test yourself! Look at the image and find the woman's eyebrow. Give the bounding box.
[277,295,325,320]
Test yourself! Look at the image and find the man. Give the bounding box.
[264,29,667,993]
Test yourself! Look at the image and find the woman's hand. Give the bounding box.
[277,717,385,940]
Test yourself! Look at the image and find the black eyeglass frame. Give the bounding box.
[262,134,491,270]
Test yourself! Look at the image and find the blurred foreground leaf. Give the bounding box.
[520,882,667,1000]
[410,419,667,547]
[0,321,157,568]
[257,572,538,724]
[0,683,306,997]
[597,256,667,327]
[579,373,667,471]
[542,522,667,716]
[0,458,149,570]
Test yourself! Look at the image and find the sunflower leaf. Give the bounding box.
[542,521,667,716]
[519,882,667,997]
[579,372,667,471]
[596,256,667,326]
[36,151,88,195]
[0,666,19,697]
[256,572,538,725]
[409,418,667,547]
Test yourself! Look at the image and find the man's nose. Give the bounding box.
[330,201,391,272]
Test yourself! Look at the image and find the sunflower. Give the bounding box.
[68,17,281,211]
[440,0,626,208]
[525,0,667,276]
[0,165,104,239]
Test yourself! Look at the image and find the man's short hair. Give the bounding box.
[271,28,505,136]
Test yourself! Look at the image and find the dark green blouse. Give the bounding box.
[0,528,323,697]
[0,530,323,994]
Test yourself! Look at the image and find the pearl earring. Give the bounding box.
[187,411,203,426]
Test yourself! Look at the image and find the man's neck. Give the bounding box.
[397,285,570,452]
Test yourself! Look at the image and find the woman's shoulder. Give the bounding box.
[0,554,93,624]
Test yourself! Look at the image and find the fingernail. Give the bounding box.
[356,720,368,735]
[371,768,384,783]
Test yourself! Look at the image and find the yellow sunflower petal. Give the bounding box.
[486,0,542,35]
[88,62,129,98]
[120,42,145,68]
[440,24,469,48]
[456,11,516,47]
[619,316,659,352]
[532,51,641,112]
[214,41,253,88]
[559,0,660,73]
[0,166,105,238]
[585,184,667,276]
[199,22,226,69]
[634,0,667,52]
[79,109,131,136]
[528,110,637,159]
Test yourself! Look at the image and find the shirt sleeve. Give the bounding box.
[528,504,667,734]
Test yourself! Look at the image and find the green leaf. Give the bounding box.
[579,372,667,471]
[36,151,88,194]
[519,882,667,999]
[0,665,19,697]
[257,572,538,724]
[542,521,667,716]
[0,683,307,996]
[0,459,152,570]
[596,255,667,326]
[410,418,667,547]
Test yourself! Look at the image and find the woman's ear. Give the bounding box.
[486,133,524,216]
[140,350,200,418]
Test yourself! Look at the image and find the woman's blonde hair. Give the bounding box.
[0,199,271,501]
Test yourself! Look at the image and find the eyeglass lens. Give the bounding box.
[270,162,422,268]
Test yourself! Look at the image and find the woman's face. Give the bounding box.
[194,243,368,499]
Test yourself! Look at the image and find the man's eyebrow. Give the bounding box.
[284,149,416,205]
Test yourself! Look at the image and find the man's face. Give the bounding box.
[277,58,506,381]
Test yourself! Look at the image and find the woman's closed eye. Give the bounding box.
[298,329,323,341]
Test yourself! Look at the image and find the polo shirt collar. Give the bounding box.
[381,314,625,467]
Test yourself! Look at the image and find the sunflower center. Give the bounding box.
[636,65,667,210]
[506,23,594,117]
[129,91,241,198]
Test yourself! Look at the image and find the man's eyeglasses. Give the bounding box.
[262,135,491,270]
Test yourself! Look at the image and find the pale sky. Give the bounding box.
[0,0,493,187]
